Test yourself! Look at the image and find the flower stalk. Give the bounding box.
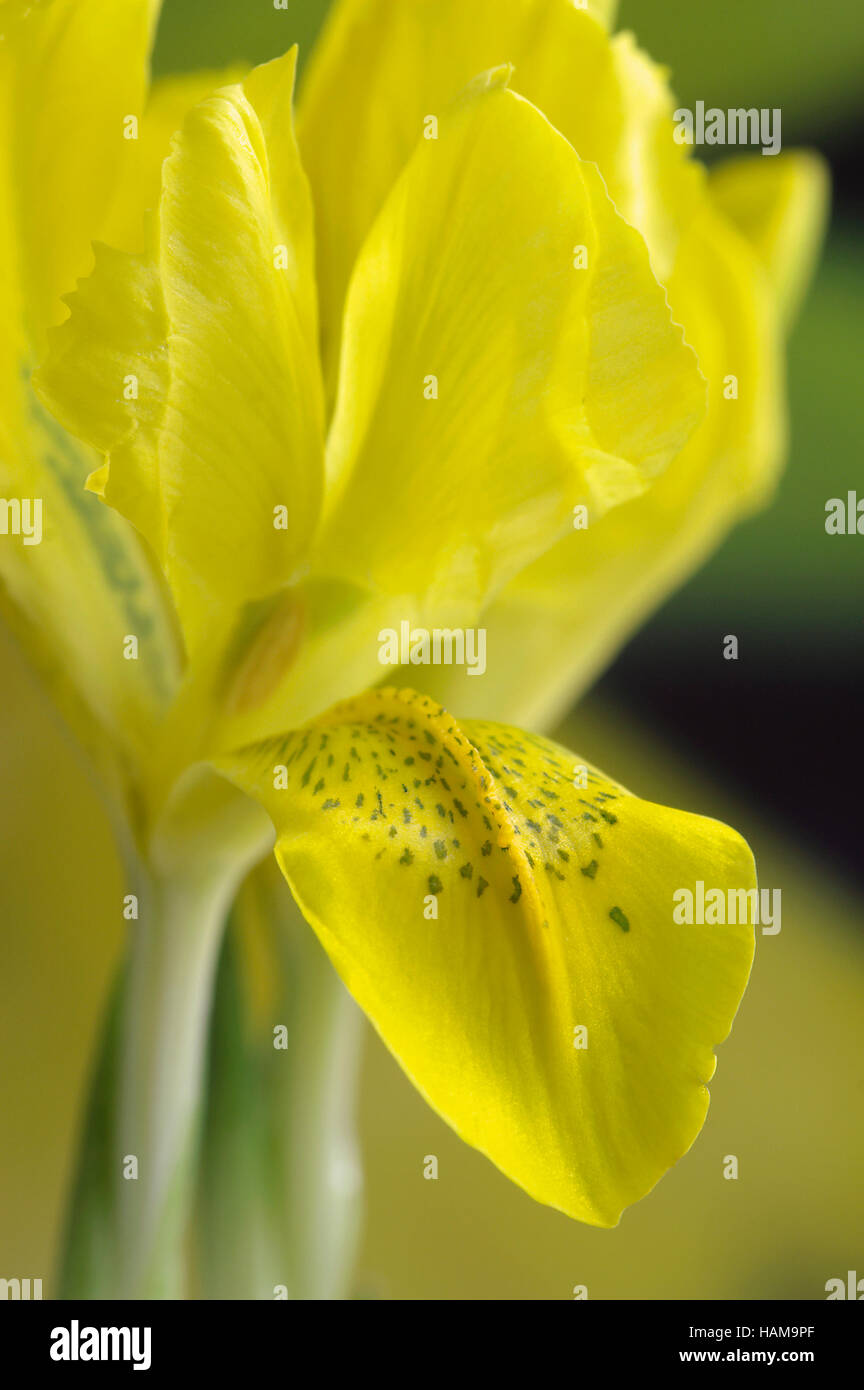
[270,886,364,1301]
[195,862,364,1301]
[60,775,272,1298]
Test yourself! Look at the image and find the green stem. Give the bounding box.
[194,863,364,1300]
[60,772,272,1299]
[275,911,363,1300]
[114,867,240,1298]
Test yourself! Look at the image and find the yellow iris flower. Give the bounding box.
[0,0,826,1297]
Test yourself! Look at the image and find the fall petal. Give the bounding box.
[219,687,755,1226]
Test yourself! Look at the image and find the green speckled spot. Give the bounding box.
[609,906,630,933]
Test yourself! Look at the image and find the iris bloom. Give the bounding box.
[1,0,826,1297]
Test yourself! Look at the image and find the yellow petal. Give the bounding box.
[709,151,830,332]
[209,579,422,754]
[594,0,618,23]
[100,66,249,254]
[36,50,325,654]
[0,0,161,351]
[0,1,178,789]
[313,73,705,624]
[0,386,180,794]
[219,687,755,1226]
[298,0,696,388]
[423,197,786,731]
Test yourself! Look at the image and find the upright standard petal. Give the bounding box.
[37,50,325,653]
[0,0,161,349]
[99,66,250,255]
[298,0,697,386]
[710,152,830,332]
[423,198,786,730]
[313,74,705,626]
[219,688,755,1226]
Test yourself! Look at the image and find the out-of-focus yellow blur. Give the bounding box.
[1,623,862,1298]
[0,623,124,1286]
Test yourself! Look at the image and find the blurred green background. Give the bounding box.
[1,0,862,1299]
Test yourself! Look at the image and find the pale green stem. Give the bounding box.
[195,866,364,1301]
[115,866,244,1297]
[274,915,364,1301]
[62,768,364,1301]
[60,773,272,1299]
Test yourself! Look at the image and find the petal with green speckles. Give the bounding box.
[219,687,755,1226]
